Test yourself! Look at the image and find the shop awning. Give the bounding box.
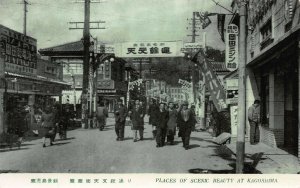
[5,72,72,86]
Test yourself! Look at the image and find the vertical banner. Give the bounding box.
[225,24,239,71]
[230,105,238,138]
[217,14,226,42]
[197,51,227,112]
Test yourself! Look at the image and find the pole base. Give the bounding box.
[236,141,245,174]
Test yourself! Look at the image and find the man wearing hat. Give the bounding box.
[177,101,195,150]
[156,102,169,147]
[114,99,127,141]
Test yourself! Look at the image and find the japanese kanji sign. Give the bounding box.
[197,50,227,112]
[0,25,37,76]
[225,24,238,72]
[118,41,183,57]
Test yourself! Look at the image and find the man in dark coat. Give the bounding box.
[131,99,145,142]
[148,99,159,139]
[156,103,169,147]
[114,99,127,141]
[177,101,195,150]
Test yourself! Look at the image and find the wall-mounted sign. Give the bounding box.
[225,24,238,72]
[225,78,238,90]
[230,105,238,137]
[0,25,37,76]
[181,42,204,53]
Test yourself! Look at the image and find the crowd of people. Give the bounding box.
[5,103,74,148]
[97,99,197,150]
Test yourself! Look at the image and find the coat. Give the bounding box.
[114,104,127,123]
[131,105,145,130]
[177,109,195,137]
[156,109,169,129]
[148,104,159,125]
[96,106,108,126]
[40,112,55,137]
[248,105,260,123]
[167,109,177,133]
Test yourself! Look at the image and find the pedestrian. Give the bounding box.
[148,99,159,139]
[96,101,108,131]
[190,104,197,131]
[166,102,177,145]
[40,106,56,147]
[114,99,127,141]
[156,102,169,147]
[248,99,261,145]
[177,101,195,150]
[131,99,145,142]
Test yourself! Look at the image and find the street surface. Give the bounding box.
[0,116,235,173]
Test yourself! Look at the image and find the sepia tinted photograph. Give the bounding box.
[0,0,300,175]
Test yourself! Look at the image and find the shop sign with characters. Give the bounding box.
[0,25,37,76]
[117,41,183,57]
[225,24,238,72]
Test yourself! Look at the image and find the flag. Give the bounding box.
[217,14,226,42]
[195,12,212,29]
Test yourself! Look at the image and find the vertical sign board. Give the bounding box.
[197,50,227,112]
[230,105,238,137]
[225,24,239,71]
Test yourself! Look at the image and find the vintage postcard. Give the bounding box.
[0,0,300,187]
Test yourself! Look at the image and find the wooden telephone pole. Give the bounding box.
[23,0,28,35]
[236,0,247,173]
[69,0,105,128]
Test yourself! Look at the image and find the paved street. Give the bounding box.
[0,117,236,173]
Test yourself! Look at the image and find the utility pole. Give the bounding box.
[23,0,28,35]
[187,12,200,42]
[69,0,105,129]
[81,0,91,129]
[236,0,247,174]
[192,12,196,43]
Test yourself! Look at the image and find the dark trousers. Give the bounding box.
[115,121,125,139]
[180,127,192,148]
[249,121,259,144]
[156,127,167,146]
[167,135,174,143]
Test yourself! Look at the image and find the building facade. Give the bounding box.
[39,41,130,113]
[231,0,300,157]
[0,25,69,134]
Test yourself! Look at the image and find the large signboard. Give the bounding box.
[116,41,183,57]
[0,25,37,76]
[225,24,238,71]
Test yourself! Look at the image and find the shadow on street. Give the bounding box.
[188,145,264,174]
[0,147,29,153]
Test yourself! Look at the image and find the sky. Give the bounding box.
[0,0,232,50]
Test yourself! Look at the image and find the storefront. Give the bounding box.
[97,89,126,112]
[248,29,300,157]
[4,72,70,133]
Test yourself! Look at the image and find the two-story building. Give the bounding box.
[39,40,131,113]
[231,0,300,157]
[0,25,69,133]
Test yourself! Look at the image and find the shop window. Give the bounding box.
[260,19,273,50]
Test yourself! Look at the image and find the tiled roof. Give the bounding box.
[39,40,93,54]
[209,61,230,72]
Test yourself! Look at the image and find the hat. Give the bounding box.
[182,101,189,106]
